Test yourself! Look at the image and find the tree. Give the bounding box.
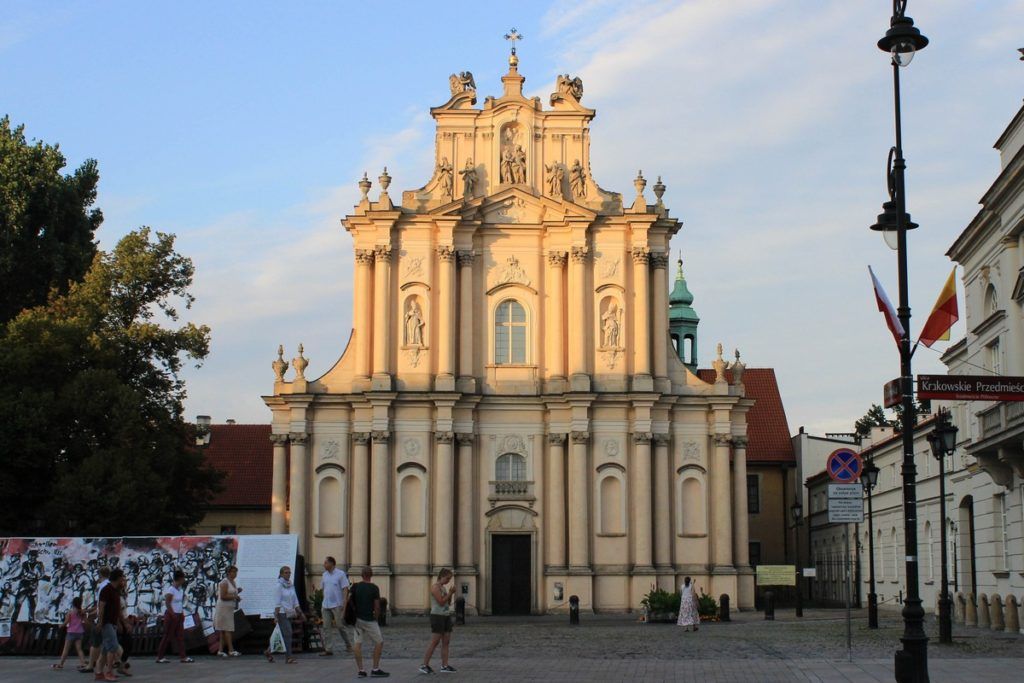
[854,404,895,440]
[0,228,221,535]
[0,116,101,324]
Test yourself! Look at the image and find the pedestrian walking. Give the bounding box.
[264,565,303,664]
[114,586,134,677]
[215,565,242,657]
[350,567,389,678]
[96,569,126,682]
[676,576,700,631]
[154,570,193,664]
[51,596,86,670]
[82,566,111,674]
[419,568,456,674]
[319,556,353,657]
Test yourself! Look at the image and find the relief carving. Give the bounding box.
[570,431,589,444]
[402,255,424,278]
[403,438,421,457]
[603,439,620,457]
[321,440,340,461]
[435,431,454,444]
[352,432,370,446]
[597,255,619,279]
[547,433,567,446]
[495,254,530,286]
[682,441,700,462]
[500,434,527,455]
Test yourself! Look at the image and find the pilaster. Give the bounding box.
[350,432,371,567]
[631,247,653,391]
[370,430,391,571]
[568,247,590,391]
[270,434,288,534]
[436,246,456,391]
[288,432,309,553]
[371,245,393,390]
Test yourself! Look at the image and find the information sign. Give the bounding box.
[828,483,864,523]
[755,565,796,586]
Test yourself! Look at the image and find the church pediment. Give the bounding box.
[481,188,597,225]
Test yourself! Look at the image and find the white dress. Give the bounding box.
[677,583,699,627]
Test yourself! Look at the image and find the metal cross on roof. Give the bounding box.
[504,28,523,55]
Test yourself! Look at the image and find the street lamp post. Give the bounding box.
[927,408,958,645]
[870,2,930,680]
[862,460,881,628]
[949,520,958,593]
[791,498,804,618]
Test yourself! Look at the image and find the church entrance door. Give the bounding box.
[491,534,531,615]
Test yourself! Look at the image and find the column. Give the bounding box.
[350,433,370,567]
[632,432,654,569]
[650,253,669,381]
[457,251,474,381]
[568,247,589,385]
[270,434,289,534]
[372,245,392,383]
[631,247,651,380]
[547,251,567,380]
[433,432,455,569]
[712,434,734,567]
[436,246,456,389]
[288,432,309,552]
[732,437,751,567]
[568,431,590,570]
[546,434,567,569]
[354,249,374,381]
[652,433,672,568]
[370,430,391,569]
[456,433,475,570]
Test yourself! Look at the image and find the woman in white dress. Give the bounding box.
[676,576,700,631]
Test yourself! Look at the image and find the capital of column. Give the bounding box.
[631,246,650,264]
[435,431,454,444]
[547,250,568,267]
[371,430,391,443]
[732,436,749,449]
[437,245,455,262]
[288,432,309,445]
[373,244,393,262]
[713,433,732,447]
[270,433,289,446]
[570,430,589,444]
[352,432,370,445]
[355,249,375,265]
[633,432,652,444]
[649,252,669,269]
[456,250,474,267]
[455,432,474,446]
[570,246,589,263]
[548,433,567,446]
[652,433,670,447]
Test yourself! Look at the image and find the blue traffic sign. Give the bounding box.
[827,448,863,483]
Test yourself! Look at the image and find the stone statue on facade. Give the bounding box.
[437,157,453,198]
[730,349,746,385]
[404,299,425,346]
[500,146,515,184]
[553,74,584,102]
[512,145,527,184]
[460,158,478,197]
[569,159,586,198]
[545,162,564,197]
[601,302,622,349]
[448,71,476,97]
[712,342,727,384]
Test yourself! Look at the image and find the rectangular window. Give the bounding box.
[988,339,1001,375]
[995,493,1009,571]
[747,474,760,514]
[495,326,509,364]
[748,541,762,568]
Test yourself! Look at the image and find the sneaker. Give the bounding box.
[419,664,435,674]
[357,672,368,678]
[155,658,170,664]
[440,665,457,673]
[371,669,390,677]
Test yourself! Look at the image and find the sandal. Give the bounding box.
[229,651,241,657]
[180,657,194,663]
[286,657,297,664]
[264,649,275,663]
[52,663,64,669]
[217,651,228,657]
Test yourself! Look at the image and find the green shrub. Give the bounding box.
[312,587,324,617]
[640,588,681,614]
[697,590,717,617]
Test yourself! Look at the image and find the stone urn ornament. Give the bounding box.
[292,344,308,381]
[272,344,289,382]
[712,343,727,384]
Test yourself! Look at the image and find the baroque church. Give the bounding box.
[264,43,759,614]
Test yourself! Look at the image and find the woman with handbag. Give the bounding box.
[215,565,242,657]
[265,566,303,664]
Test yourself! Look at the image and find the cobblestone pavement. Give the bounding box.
[2,609,1021,682]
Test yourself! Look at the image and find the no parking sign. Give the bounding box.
[826,448,862,483]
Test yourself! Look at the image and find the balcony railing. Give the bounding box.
[488,480,535,507]
[977,402,1024,440]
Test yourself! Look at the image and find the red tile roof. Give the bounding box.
[203,424,274,508]
[697,368,795,465]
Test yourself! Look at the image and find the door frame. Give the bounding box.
[483,505,538,615]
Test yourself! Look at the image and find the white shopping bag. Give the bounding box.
[269,623,287,654]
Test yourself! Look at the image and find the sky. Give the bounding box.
[3,0,1023,435]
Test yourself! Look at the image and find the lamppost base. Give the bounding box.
[938,595,952,644]
[868,592,878,629]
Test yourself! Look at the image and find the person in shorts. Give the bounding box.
[97,569,126,682]
[52,596,87,670]
[349,567,388,677]
[419,568,456,674]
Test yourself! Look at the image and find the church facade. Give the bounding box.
[264,48,756,614]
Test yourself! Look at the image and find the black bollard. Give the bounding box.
[719,593,730,622]
[569,595,580,625]
[378,597,388,627]
[764,591,775,621]
[455,596,466,625]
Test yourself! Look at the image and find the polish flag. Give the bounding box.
[869,266,905,347]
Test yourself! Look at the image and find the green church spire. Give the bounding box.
[668,252,699,371]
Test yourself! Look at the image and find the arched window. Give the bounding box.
[495,453,526,481]
[683,335,694,365]
[495,299,527,364]
[878,529,885,580]
[985,283,998,314]
[925,521,934,581]
[891,527,898,581]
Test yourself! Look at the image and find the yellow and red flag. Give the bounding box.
[918,267,959,348]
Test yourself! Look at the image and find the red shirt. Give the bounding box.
[99,584,120,625]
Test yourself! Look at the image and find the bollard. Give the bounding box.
[569,595,580,625]
[979,594,990,629]
[1005,595,1020,633]
[764,591,775,621]
[965,593,978,627]
[719,593,730,622]
[955,592,965,624]
[455,596,466,626]
[378,597,388,627]
[990,594,1004,631]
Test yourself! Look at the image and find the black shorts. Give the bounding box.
[429,614,453,634]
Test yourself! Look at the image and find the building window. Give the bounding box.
[995,493,1009,571]
[925,521,933,581]
[747,474,760,514]
[985,283,998,315]
[496,452,526,481]
[494,299,527,364]
[987,339,1001,375]
[748,541,762,567]
[219,525,236,535]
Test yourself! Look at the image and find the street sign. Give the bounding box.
[828,483,864,523]
[826,448,862,483]
[883,378,902,408]
[917,374,1024,402]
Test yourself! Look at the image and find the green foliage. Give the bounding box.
[854,404,895,439]
[0,116,101,324]
[697,590,718,617]
[640,587,681,614]
[312,588,324,617]
[0,228,220,535]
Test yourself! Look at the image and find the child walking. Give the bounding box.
[53,596,88,670]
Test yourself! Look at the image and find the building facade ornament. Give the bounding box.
[435,431,454,444]
[712,342,727,383]
[682,441,700,462]
[570,431,589,444]
[730,349,746,385]
[460,159,478,197]
[570,245,589,263]
[321,440,341,461]
[289,432,309,445]
[403,299,426,346]
[402,255,424,278]
[272,344,289,382]
[631,246,650,264]
[358,172,371,201]
[495,254,530,286]
[731,437,749,449]
[652,433,670,447]
[437,245,455,262]
[437,157,454,198]
[547,433,567,446]
[547,250,567,268]
[269,433,289,446]
[600,301,623,350]
[456,433,475,447]
[597,255,618,279]
[545,163,565,197]
[604,439,620,456]
[371,430,391,443]
[552,74,584,102]
[569,159,586,198]
[292,344,308,381]
[355,248,375,265]
[374,244,393,262]
[456,250,475,267]
[448,71,476,96]
[352,432,370,446]
[403,438,421,457]
[713,434,733,447]
[633,432,652,444]
[500,434,527,455]
[649,252,670,270]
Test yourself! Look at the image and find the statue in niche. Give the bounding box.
[545,163,564,197]
[460,158,478,197]
[437,157,453,198]
[512,145,527,184]
[448,71,476,96]
[570,159,587,198]
[500,146,515,184]
[601,301,622,349]
[555,74,584,101]
[404,299,425,346]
